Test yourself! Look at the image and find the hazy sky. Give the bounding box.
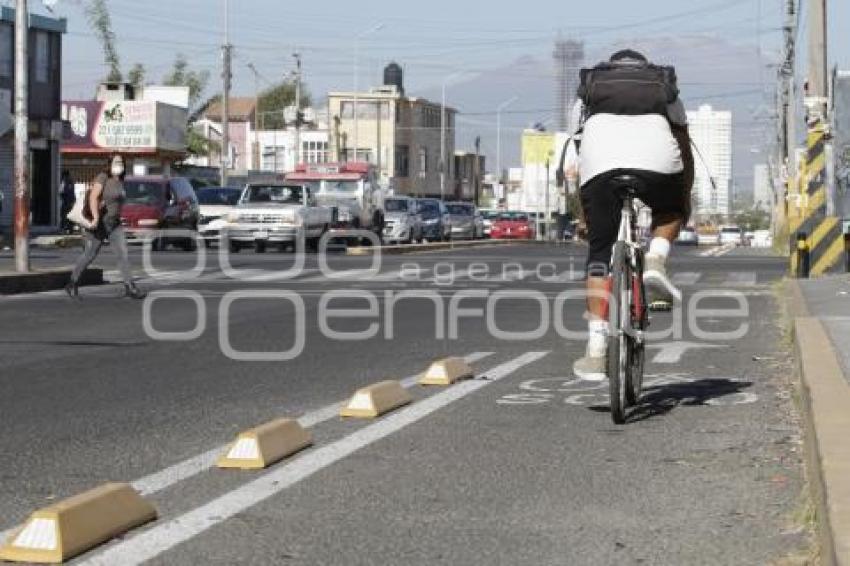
[9,0,849,176]
[29,0,846,99]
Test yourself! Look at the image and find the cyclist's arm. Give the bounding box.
[668,100,694,191]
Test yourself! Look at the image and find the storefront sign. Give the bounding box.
[61,100,187,154]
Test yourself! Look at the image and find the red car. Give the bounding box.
[490,211,534,240]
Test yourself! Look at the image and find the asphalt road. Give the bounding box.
[0,242,811,565]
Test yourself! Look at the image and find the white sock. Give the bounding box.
[587,320,608,358]
[648,237,671,259]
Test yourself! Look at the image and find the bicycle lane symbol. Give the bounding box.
[496,374,759,408]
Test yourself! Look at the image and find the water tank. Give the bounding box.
[383,63,404,95]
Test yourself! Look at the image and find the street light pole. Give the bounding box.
[13,0,29,272]
[496,96,518,198]
[440,72,465,201]
[220,0,232,186]
[353,23,384,163]
[293,52,302,170]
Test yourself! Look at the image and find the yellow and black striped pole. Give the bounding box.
[789,119,844,276]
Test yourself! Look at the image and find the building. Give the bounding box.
[192,98,330,177]
[453,151,485,202]
[327,63,458,198]
[192,97,256,173]
[753,163,772,212]
[61,83,188,187]
[0,7,66,234]
[687,104,732,219]
[553,40,584,132]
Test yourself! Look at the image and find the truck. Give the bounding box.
[286,162,385,243]
[224,182,332,253]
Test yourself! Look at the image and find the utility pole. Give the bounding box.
[14,0,29,272]
[806,0,828,119]
[247,63,260,171]
[293,52,302,170]
[220,0,232,187]
[474,136,481,207]
[778,0,797,214]
[375,100,382,179]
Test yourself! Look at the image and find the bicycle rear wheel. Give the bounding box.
[607,241,630,425]
[626,249,647,406]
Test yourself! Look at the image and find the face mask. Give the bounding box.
[111,163,125,177]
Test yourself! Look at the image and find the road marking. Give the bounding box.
[647,341,728,364]
[672,272,701,286]
[724,272,757,286]
[127,352,493,497]
[0,353,495,541]
[78,351,548,566]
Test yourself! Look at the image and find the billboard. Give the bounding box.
[60,100,187,154]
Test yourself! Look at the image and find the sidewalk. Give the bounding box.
[0,250,101,296]
[788,275,850,565]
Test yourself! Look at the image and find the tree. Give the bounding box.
[257,81,311,130]
[163,54,210,112]
[85,0,122,82]
[733,206,771,232]
[127,63,146,90]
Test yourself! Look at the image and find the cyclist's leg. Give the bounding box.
[636,171,687,305]
[573,171,620,380]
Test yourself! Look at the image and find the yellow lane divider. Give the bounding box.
[217,418,313,470]
[0,483,156,564]
[340,380,413,419]
[419,357,475,386]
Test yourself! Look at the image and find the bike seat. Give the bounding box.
[611,174,643,196]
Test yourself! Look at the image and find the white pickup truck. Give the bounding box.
[224,183,332,253]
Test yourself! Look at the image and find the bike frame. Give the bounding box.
[613,192,646,346]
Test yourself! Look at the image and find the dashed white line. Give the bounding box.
[78,351,548,566]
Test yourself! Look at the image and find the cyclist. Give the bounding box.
[566,49,695,381]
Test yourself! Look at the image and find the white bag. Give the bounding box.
[67,192,95,230]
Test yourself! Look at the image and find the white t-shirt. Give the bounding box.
[568,100,688,187]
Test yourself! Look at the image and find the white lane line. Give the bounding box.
[672,272,702,286]
[724,272,757,286]
[128,352,494,497]
[78,351,548,566]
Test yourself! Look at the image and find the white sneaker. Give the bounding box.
[573,354,607,382]
[643,255,682,308]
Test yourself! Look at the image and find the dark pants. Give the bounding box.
[71,226,133,285]
[581,168,688,276]
[60,202,73,233]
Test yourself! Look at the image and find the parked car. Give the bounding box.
[383,196,423,244]
[416,198,451,242]
[445,202,477,240]
[481,210,499,238]
[225,183,332,253]
[120,176,200,251]
[720,225,744,246]
[751,230,773,248]
[490,211,534,240]
[196,187,242,248]
[697,231,721,246]
[676,226,699,246]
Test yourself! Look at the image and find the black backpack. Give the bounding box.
[577,61,679,119]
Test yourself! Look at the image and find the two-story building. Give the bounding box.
[327,63,458,198]
[0,7,66,233]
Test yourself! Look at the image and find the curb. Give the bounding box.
[788,281,850,566]
[0,268,103,295]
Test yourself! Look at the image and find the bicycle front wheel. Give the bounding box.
[607,241,630,425]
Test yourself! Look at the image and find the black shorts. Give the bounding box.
[580,168,687,276]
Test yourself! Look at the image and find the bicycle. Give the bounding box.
[606,174,650,425]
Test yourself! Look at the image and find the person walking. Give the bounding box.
[60,170,76,234]
[66,154,146,300]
